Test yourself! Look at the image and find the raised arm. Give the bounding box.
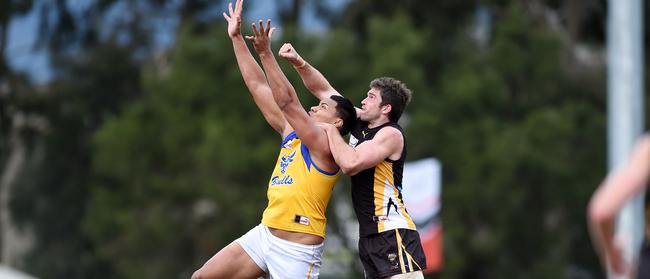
[321,124,402,176]
[224,0,288,135]
[588,134,650,275]
[277,43,342,101]
[246,20,332,160]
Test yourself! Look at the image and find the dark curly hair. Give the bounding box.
[370,77,412,122]
[330,95,357,135]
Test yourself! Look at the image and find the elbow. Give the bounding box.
[339,162,361,176]
[588,201,615,226]
[335,153,364,175]
[341,166,357,176]
[276,93,295,110]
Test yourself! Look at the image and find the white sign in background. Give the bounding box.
[402,158,441,224]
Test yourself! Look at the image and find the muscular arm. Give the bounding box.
[293,60,341,101]
[324,125,402,176]
[224,0,288,135]
[588,134,650,274]
[278,44,341,101]
[278,43,362,115]
[249,20,333,164]
[231,36,288,135]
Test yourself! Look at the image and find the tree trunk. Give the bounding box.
[0,112,35,267]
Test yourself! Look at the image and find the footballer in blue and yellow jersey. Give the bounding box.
[261,131,340,238]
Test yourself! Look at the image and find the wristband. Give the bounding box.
[296,57,307,68]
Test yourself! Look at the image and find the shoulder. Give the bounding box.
[377,124,403,138]
[373,126,403,147]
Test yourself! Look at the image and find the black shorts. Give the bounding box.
[358,229,427,279]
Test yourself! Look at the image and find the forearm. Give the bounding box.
[588,180,622,259]
[326,129,360,174]
[258,51,295,108]
[232,35,267,91]
[588,204,615,255]
[291,57,338,100]
[598,220,616,254]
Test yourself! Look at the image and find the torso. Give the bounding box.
[268,227,323,245]
[348,121,416,237]
[261,131,340,242]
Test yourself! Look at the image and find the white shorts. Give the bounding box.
[235,224,324,279]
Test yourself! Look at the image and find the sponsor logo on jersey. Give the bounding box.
[294,215,310,226]
[271,175,294,186]
[280,151,296,174]
[349,135,359,147]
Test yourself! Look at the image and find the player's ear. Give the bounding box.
[381,103,392,115]
[333,118,343,129]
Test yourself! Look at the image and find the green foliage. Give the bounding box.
[366,13,428,95]
[407,3,606,278]
[10,45,141,278]
[1,0,622,278]
[85,25,278,278]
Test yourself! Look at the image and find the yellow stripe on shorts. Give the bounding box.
[396,229,406,273]
[396,229,423,272]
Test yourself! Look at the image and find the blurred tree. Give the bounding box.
[3,1,169,277]
[84,24,280,278]
[8,44,141,278]
[0,0,34,78]
[0,5,35,244]
[1,0,645,278]
[0,79,45,268]
[406,2,606,278]
[2,0,227,277]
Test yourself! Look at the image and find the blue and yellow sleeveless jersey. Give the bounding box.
[261,131,340,238]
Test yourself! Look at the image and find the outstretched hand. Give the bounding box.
[223,0,243,38]
[246,19,276,54]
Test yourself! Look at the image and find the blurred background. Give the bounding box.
[0,0,643,278]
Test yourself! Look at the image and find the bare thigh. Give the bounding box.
[385,270,424,279]
[192,241,265,279]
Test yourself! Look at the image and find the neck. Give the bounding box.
[367,117,390,129]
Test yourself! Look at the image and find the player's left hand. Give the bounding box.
[246,19,276,54]
[223,0,243,38]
